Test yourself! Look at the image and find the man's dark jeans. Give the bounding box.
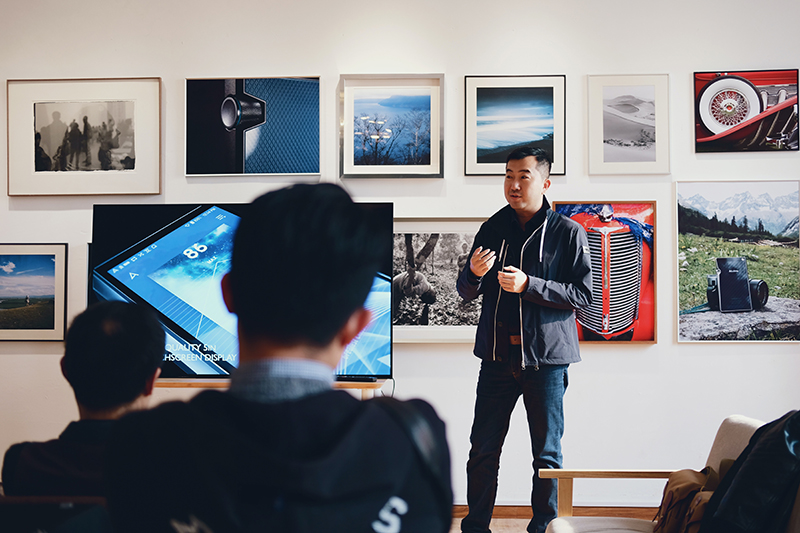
[462,356,568,533]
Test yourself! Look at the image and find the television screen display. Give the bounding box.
[89,202,392,380]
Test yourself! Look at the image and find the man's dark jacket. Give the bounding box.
[104,389,452,533]
[457,200,592,368]
[2,419,114,496]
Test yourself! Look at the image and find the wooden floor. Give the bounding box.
[449,506,656,532]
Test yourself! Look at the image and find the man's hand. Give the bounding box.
[469,246,496,277]
[498,266,528,293]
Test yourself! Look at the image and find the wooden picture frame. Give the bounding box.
[553,201,657,343]
[0,243,67,341]
[7,77,161,196]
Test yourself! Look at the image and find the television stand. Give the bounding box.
[332,380,385,400]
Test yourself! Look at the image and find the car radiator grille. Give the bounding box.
[577,230,642,335]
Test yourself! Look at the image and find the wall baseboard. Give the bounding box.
[452,505,656,520]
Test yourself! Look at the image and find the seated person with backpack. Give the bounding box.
[104,184,453,533]
[2,301,164,496]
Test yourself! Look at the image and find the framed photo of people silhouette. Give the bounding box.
[7,78,161,196]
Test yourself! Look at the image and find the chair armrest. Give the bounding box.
[538,470,673,517]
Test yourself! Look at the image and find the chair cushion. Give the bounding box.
[546,516,655,533]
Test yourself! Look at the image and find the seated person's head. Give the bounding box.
[61,301,164,418]
[223,184,389,356]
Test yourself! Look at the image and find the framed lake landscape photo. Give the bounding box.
[553,201,657,343]
[393,218,484,342]
[465,75,565,176]
[339,74,443,179]
[7,78,161,196]
[588,74,670,175]
[0,244,67,341]
[694,69,798,152]
[186,77,320,175]
[676,181,799,342]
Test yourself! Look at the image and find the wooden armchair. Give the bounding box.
[539,414,800,533]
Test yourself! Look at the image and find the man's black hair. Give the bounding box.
[62,301,164,411]
[229,183,390,346]
[506,146,552,179]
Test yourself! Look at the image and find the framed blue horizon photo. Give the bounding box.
[465,75,565,176]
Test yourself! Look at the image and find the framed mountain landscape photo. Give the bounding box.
[676,180,799,342]
[465,75,565,176]
[588,74,670,174]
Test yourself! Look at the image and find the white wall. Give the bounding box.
[1,0,798,507]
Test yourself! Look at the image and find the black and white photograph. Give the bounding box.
[602,85,656,163]
[677,180,799,341]
[391,219,485,342]
[393,232,480,327]
[34,101,135,172]
[466,75,566,175]
[7,78,161,196]
[588,74,670,175]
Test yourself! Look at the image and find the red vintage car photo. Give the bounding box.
[555,202,656,343]
[694,69,798,152]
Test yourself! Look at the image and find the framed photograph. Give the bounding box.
[339,74,443,179]
[393,218,484,342]
[677,181,799,341]
[553,202,657,343]
[588,74,670,174]
[186,77,320,175]
[7,78,161,196]
[0,244,67,341]
[465,75,565,176]
[694,69,798,152]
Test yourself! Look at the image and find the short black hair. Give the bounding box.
[506,146,552,179]
[228,183,389,346]
[62,301,164,411]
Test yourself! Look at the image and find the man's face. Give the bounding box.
[504,156,550,217]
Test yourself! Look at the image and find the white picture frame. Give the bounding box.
[393,217,484,343]
[588,74,670,175]
[339,74,443,179]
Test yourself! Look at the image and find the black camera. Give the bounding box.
[706,257,768,312]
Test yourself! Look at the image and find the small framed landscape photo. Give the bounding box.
[339,74,443,179]
[7,78,161,196]
[0,244,67,341]
[392,218,484,342]
[553,202,657,343]
[587,74,670,175]
[465,75,566,176]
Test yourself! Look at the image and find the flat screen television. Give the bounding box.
[89,202,392,380]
